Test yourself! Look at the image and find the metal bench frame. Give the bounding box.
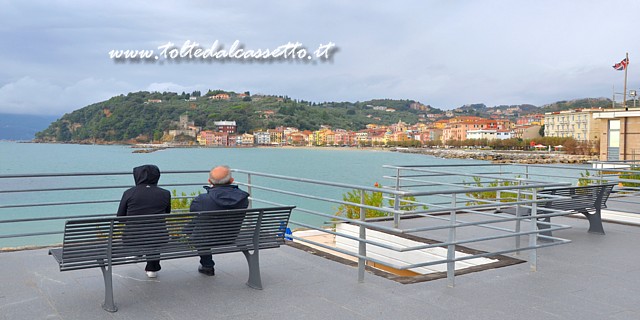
[500,184,615,236]
[48,206,295,312]
[537,184,615,235]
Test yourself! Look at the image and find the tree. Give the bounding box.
[563,138,578,154]
[56,123,72,141]
[153,130,163,142]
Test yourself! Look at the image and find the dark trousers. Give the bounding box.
[145,254,161,272]
[198,249,215,268]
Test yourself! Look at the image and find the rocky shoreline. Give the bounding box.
[23,140,597,164]
[392,148,597,164]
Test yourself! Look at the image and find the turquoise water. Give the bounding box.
[0,142,485,247]
[0,141,586,247]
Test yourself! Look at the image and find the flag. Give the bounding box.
[613,57,629,70]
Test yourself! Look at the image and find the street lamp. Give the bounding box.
[630,90,637,108]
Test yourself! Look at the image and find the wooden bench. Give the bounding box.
[48,206,295,312]
[499,184,615,236]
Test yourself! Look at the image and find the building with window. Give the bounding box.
[213,121,237,134]
[466,129,513,140]
[241,133,254,145]
[544,109,602,142]
[253,131,270,145]
[442,117,512,142]
[592,108,640,161]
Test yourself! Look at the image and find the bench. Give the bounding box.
[499,184,615,236]
[48,206,295,312]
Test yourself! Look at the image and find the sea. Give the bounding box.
[0,141,584,248]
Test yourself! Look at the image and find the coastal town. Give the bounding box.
[158,104,631,161]
[27,90,640,163]
[125,91,638,164]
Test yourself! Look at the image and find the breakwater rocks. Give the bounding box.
[392,148,597,164]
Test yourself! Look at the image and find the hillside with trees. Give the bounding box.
[35,91,425,143]
[540,98,612,112]
[33,90,616,144]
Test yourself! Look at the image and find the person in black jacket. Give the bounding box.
[189,165,249,276]
[117,164,171,278]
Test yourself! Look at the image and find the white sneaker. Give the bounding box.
[146,271,157,278]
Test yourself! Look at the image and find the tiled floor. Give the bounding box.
[2,210,640,319]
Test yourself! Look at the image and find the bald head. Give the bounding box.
[208,165,233,185]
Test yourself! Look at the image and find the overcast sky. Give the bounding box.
[1,0,639,116]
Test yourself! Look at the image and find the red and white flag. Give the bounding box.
[613,57,629,70]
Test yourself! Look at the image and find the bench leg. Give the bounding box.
[99,264,118,312]
[242,250,263,290]
[582,209,605,235]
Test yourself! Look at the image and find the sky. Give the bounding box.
[1,0,639,116]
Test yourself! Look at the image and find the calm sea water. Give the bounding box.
[0,141,584,247]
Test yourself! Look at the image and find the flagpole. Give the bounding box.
[624,52,628,111]
[623,52,629,160]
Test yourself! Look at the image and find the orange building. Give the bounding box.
[442,117,512,142]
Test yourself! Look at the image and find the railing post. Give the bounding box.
[358,189,366,283]
[529,189,538,272]
[515,180,522,253]
[597,168,603,184]
[447,193,457,287]
[247,173,253,209]
[393,168,401,228]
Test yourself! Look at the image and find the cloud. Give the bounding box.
[146,82,192,93]
[1,0,639,115]
[0,77,131,116]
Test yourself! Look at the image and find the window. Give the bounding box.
[609,120,620,148]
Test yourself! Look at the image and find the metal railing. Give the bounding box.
[0,165,601,286]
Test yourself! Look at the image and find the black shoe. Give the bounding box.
[198,265,215,276]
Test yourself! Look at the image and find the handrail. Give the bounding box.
[4,163,622,286]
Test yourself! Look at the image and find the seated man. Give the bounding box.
[189,165,249,276]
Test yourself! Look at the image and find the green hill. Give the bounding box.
[34,90,616,143]
[540,98,612,112]
[35,91,425,143]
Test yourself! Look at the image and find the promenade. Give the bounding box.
[2,197,639,320]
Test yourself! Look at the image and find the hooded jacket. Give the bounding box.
[187,184,249,245]
[190,184,250,212]
[117,164,171,217]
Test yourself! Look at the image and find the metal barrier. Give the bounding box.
[0,165,600,286]
[479,161,640,207]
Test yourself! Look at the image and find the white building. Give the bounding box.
[466,129,513,140]
[544,109,602,141]
[253,131,271,145]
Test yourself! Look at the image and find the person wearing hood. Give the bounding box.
[189,165,249,276]
[117,164,171,278]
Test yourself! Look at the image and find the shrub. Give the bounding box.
[171,189,201,211]
[619,167,640,188]
[465,176,519,205]
[336,183,427,220]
